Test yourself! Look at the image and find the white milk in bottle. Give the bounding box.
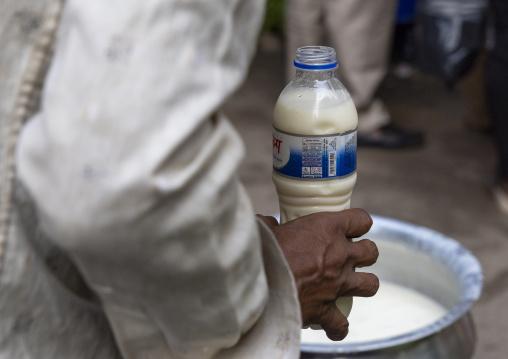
[272,46,358,317]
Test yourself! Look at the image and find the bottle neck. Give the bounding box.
[294,68,335,81]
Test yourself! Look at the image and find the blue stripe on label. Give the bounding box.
[273,131,357,179]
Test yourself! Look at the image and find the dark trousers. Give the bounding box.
[486,0,508,180]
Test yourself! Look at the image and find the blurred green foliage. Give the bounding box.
[262,0,285,34]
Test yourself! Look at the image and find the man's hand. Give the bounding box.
[258,209,379,341]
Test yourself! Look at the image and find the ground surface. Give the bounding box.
[223,34,508,359]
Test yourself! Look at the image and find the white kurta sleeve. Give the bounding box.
[16,0,301,358]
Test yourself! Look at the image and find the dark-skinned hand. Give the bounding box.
[257,208,379,341]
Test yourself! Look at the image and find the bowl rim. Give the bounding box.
[299,214,484,354]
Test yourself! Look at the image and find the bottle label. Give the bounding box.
[273,127,357,179]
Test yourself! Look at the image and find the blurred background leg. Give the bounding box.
[486,0,508,214]
[285,0,323,81]
[324,0,396,134]
[460,51,492,133]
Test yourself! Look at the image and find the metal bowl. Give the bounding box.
[300,215,483,359]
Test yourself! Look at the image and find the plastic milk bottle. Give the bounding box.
[272,46,358,318]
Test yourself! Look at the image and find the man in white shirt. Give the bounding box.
[0,0,379,357]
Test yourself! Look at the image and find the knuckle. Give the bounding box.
[312,212,333,231]
[321,215,334,233]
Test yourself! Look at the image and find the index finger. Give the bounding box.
[331,209,373,238]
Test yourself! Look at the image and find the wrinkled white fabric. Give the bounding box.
[0,0,302,358]
[1,2,124,358]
